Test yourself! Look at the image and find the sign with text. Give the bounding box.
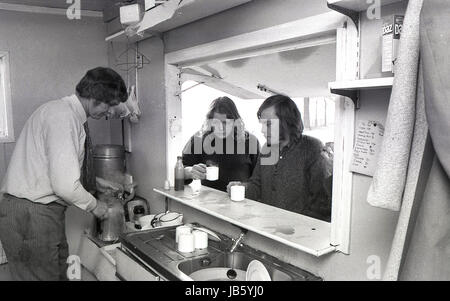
[350,120,384,177]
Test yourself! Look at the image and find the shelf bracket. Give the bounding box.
[327,2,360,31]
[330,89,360,109]
[165,196,170,212]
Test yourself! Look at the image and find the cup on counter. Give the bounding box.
[164,179,171,190]
[206,166,219,181]
[193,230,208,249]
[176,225,192,243]
[178,233,195,253]
[230,185,245,202]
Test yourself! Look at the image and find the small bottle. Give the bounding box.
[174,156,185,191]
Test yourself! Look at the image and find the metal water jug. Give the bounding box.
[93,144,125,182]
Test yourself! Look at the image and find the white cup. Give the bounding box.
[230,185,245,202]
[178,233,195,253]
[176,225,192,243]
[164,179,171,190]
[138,214,155,228]
[206,166,219,181]
[193,230,208,249]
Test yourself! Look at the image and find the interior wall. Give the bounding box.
[0,10,111,255]
[109,0,408,280]
[108,37,167,213]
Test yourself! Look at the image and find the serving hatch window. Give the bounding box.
[180,80,335,153]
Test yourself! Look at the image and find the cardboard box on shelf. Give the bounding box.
[382,15,404,73]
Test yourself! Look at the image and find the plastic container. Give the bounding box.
[98,199,125,242]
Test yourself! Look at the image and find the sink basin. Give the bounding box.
[189,267,246,281]
[178,251,297,281]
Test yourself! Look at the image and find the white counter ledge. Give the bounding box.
[154,186,336,257]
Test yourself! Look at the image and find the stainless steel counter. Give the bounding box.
[119,225,321,281]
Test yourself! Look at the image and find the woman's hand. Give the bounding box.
[185,164,207,180]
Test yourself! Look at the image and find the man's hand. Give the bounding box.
[185,164,207,180]
[91,199,109,220]
[227,181,243,196]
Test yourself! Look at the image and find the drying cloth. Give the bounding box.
[383,62,430,280]
[366,0,424,211]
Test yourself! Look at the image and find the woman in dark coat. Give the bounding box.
[182,97,260,192]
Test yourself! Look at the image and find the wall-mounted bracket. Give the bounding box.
[330,88,360,109]
[327,2,359,31]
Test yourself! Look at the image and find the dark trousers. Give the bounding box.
[0,194,68,281]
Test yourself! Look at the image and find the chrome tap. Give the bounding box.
[229,229,248,253]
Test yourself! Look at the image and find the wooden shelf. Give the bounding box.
[329,77,394,91]
[105,0,252,43]
[328,0,404,12]
[105,30,155,43]
[154,187,336,257]
[329,77,394,108]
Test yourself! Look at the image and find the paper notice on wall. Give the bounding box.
[350,120,385,177]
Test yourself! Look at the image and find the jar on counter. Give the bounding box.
[98,198,125,242]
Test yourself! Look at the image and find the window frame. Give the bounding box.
[0,51,14,143]
[164,11,358,255]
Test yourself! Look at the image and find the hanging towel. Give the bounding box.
[366,0,424,211]
[382,62,430,280]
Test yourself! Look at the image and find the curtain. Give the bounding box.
[398,0,450,280]
[378,0,450,280]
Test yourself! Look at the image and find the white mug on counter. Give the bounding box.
[178,233,195,253]
[189,179,202,194]
[206,166,219,181]
[193,230,208,249]
[230,185,245,202]
[175,225,192,243]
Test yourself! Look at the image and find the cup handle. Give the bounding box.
[151,217,159,228]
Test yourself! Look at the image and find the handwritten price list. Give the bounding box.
[350,120,385,177]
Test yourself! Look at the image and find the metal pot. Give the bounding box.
[93,144,125,182]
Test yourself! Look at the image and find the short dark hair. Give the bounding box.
[257,94,304,142]
[76,67,127,105]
